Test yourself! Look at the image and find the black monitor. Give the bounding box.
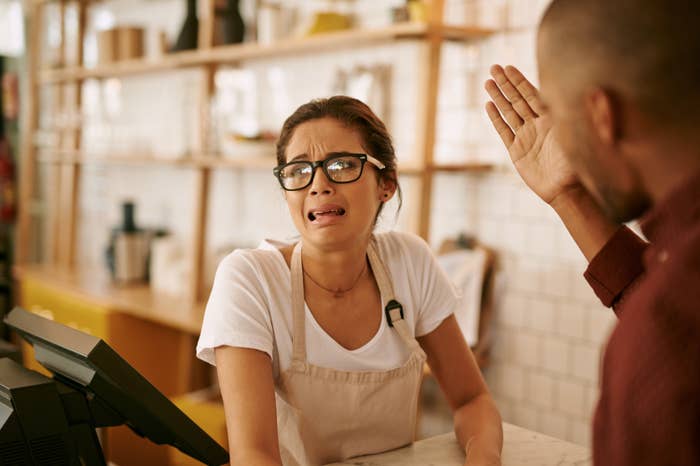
[1,306,228,466]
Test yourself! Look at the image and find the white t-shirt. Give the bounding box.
[196,231,458,378]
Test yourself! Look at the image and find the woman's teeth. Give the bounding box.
[308,208,346,221]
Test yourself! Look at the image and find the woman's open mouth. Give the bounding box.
[308,206,346,222]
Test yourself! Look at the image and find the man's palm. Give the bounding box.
[485,65,579,205]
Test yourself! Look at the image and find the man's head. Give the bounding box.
[537,0,700,223]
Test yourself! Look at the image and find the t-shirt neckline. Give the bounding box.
[266,239,388,355]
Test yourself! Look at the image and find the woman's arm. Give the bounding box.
[418,315,503,466]
[215,346,282,466]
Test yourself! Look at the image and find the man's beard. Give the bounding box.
[597,184,652,224]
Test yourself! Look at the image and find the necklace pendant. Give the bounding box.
[333,291,344,299]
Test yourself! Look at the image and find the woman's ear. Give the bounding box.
[379,177,397,202]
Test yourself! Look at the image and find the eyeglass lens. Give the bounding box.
[278,155,364,190]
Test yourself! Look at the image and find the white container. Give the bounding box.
[150,236,191,297]
[257,3,295,44]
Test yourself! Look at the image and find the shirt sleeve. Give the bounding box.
[400,233,460,337]
[196,250,274,366]
[583,226,648,310]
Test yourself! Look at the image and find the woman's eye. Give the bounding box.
[291,165,309,177]
[329,158,356,170]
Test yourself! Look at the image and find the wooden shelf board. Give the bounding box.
[80,155,194,167]
[398,163,425,175]
[36,151,191,167]
[34,0,99,4]
[400,162,494,175]
[40,50,202,83]
[202,22,428,64]
[39,23,496,83]
[14,264,205,335]
[35,151,493,174]
[35,151,278,170]
[432,162,494,173]
[441,25,496,41]
[192,155,276,170]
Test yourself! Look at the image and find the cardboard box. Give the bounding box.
[117,27,145,61]
[97,28,118,64]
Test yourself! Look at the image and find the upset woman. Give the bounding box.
[196,96,502,466]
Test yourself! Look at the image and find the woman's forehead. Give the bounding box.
[286,118,364,156]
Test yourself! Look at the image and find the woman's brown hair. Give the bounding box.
[276,95,402,218]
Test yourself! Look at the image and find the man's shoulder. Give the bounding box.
[643,226,700,331]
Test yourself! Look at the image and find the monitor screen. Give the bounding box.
[4,306,228,466]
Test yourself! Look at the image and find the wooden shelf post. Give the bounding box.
[415,0,446,241]
[188,0,217,305]
[16,1,43,265]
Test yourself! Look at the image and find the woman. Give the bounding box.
[197,96,502,466]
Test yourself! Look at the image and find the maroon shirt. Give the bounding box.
[584,171,700,465]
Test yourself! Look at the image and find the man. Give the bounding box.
[484,0,700,465]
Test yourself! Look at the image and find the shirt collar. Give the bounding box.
[640,170,700,246]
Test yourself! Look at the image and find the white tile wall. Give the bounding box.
[556,378,587,418]
[526,297,557,333]
[526,371,555,409]
[72,0,620,448]
[570,342,599,384]
[540,335,570,375]
[513,331,540,368]
[538,410,568,439]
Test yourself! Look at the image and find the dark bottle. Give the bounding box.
[171,0,199,51]
[105,201,145,280]
[120,201,138,233]
[218,0,245,44]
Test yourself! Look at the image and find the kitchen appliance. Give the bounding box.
[106,201,151,284]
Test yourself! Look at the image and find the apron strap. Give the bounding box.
[367,239,425,355]
[290,238,425,366]
[290,242,307,367]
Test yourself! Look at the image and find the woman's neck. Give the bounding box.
[301,237,370,292]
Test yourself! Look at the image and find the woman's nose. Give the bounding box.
[309,166,334,195]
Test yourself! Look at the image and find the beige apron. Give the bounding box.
[274,238,427,466]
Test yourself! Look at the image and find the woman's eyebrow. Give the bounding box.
[326,151,357,156]
[288,153,309,162]
[288,151,357,162]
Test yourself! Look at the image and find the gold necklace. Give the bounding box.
[302,259,368,299]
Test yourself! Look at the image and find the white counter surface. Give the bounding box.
[326,422,592,466]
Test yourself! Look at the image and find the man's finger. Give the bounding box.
[484,79,524,131]
[485,101,515,148]
[490,64,538,120]
[504,65,547,116]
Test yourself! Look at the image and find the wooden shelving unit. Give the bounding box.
[38,22,494,84]
[18,0,496,327]
[34,149,492,174]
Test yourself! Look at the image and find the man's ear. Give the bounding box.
[585,87,621,145]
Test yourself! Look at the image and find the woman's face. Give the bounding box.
[282,117,394,250]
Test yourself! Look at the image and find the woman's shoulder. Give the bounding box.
[216,240,289,280]
[374,230,432,258]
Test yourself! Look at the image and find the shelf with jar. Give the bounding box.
[16,3,507,463]
[33,147,493,175]
[19,0,500,314]
[39,21,495,84]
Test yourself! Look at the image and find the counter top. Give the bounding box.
[14,264,206,334]
[327,422,591,466]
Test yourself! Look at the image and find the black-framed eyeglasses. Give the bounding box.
[273,152,386,191]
